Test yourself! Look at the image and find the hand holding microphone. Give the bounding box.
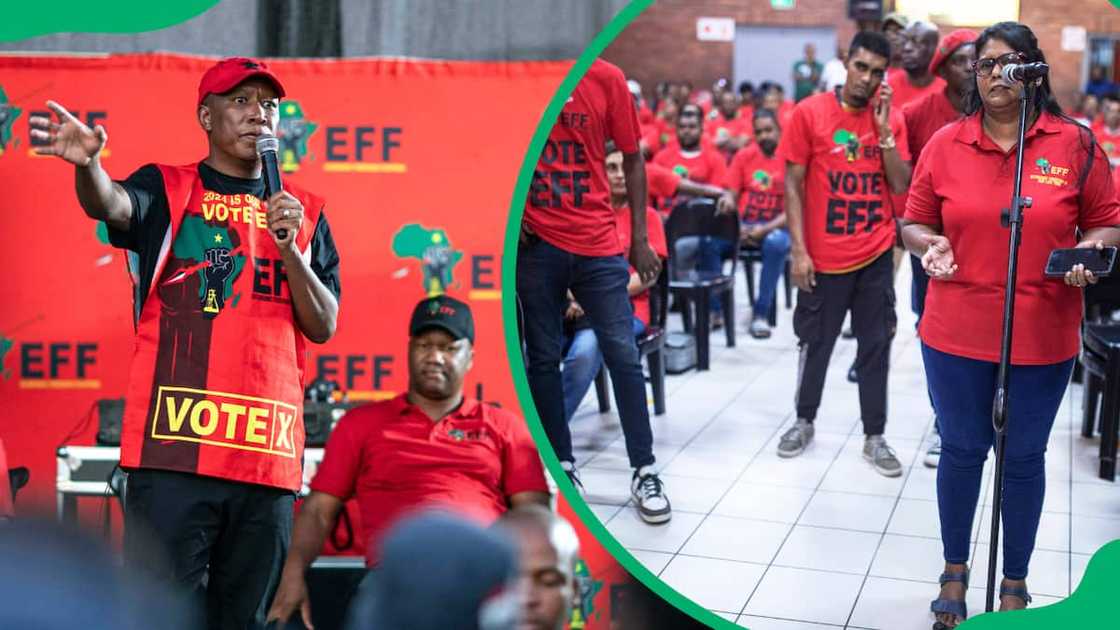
[257,131,302,249]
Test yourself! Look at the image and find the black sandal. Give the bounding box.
[930,568,969,629]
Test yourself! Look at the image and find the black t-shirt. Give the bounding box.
[108,162,341,321]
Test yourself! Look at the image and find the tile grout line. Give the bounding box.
[734,398,864,622]
[843,409,934,630]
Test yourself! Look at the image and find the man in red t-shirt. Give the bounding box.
[1097,97,1120,164]
[653,104,727,191]
[518,59,670,525]
[708,90,752,162]
[891,22,946,109]
[719,108,790,339]
[562,146,668,424]
[267,295,550,625]
[777,31,912,477]
[900,28,977,470]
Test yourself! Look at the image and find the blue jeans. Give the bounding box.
[749,227,790,317]
[517,238,655,469]
[698,227,790,316]
[922,344,1074,580]
[562,317,646,422]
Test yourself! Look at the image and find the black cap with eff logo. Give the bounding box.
[409,295,475,344]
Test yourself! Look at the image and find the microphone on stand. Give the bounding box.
[1001,62,1049,83]
[256,132,287,241]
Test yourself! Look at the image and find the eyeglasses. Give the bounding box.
[973,52,1026,77]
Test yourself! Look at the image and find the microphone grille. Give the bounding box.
[256,133,279,154]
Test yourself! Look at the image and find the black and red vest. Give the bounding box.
[119,162,323,491]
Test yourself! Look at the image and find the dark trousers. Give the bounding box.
[517,237,655,469]
[923,345,1073,579]
[910,253,931,321]
[793,251,896,434]
[123,469,294,630]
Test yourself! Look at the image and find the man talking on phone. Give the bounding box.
[29,58,340,628]
[775,32,912,477]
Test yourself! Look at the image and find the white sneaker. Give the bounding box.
[560,461,587,499]
[631,466,671,524]
[924,434,941,469]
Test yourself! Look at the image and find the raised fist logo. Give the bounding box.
[202,247,234,318]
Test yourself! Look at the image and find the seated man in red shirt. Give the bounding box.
[562,145,669,423]
[708,90,752,162]
[1097,96,1120,165]
[652,103,727,201]
[266,295,550,626]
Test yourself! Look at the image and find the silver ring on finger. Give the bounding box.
[283,209,290,218]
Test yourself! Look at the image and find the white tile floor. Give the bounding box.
[567,263,1120,629]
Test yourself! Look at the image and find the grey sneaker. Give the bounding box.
[749,317,772,339]
[631,466,671,524]
[923,434,941,469]
[864,435,903,477]
[778,419,815,457]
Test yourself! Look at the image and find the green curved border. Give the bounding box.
[499,2,738,628]
[1,1,220,41]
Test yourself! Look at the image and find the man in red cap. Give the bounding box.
[900,29,976,469]
[29,57,340,628]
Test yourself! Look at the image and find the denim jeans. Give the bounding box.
[562,317,646,422]
[922,344,1074,579]
[697,226,790,316]
[517,237,655,469]
[749,227,790,317]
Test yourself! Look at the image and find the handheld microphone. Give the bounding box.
[256,132,287,241]
[1001,62,1049,83]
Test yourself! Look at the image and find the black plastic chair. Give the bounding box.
[1080,275,1120,481]
[8,467,29,504]
[666,198,738,370]
[594,265,670,416]
[1081,324,1120,481]
[738,244,792,327]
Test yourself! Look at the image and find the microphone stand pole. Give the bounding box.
[985,81,1036,613]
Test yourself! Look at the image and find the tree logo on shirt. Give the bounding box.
[671,164,691,179]
[169,216,247,319]
[833,129,861,163]
[0,335,13,379]
[752,169,773,191]
[278,100,318,173]
[391,223,464,297]
[0,86,23,155]
[1030,157,1071,187]
[567,557,604,628]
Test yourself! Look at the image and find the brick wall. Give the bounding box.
[601,0,855,96]
[602,0,1120,111]
[1022,0,1120,110]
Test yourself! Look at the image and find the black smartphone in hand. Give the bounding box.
[1044,246,1118,278]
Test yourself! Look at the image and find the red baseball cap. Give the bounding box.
[197,57,286,106]
[929,29,978,76]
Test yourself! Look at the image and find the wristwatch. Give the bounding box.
[878,134,897,150]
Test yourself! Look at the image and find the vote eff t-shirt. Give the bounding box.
[724,145,785,223]
[777,91,910,272]
[523,59,642,257]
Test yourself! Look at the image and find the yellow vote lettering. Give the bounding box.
[189,399,220,436]
[246,407,270,445]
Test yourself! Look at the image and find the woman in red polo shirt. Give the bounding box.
[903,22,1120,628]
